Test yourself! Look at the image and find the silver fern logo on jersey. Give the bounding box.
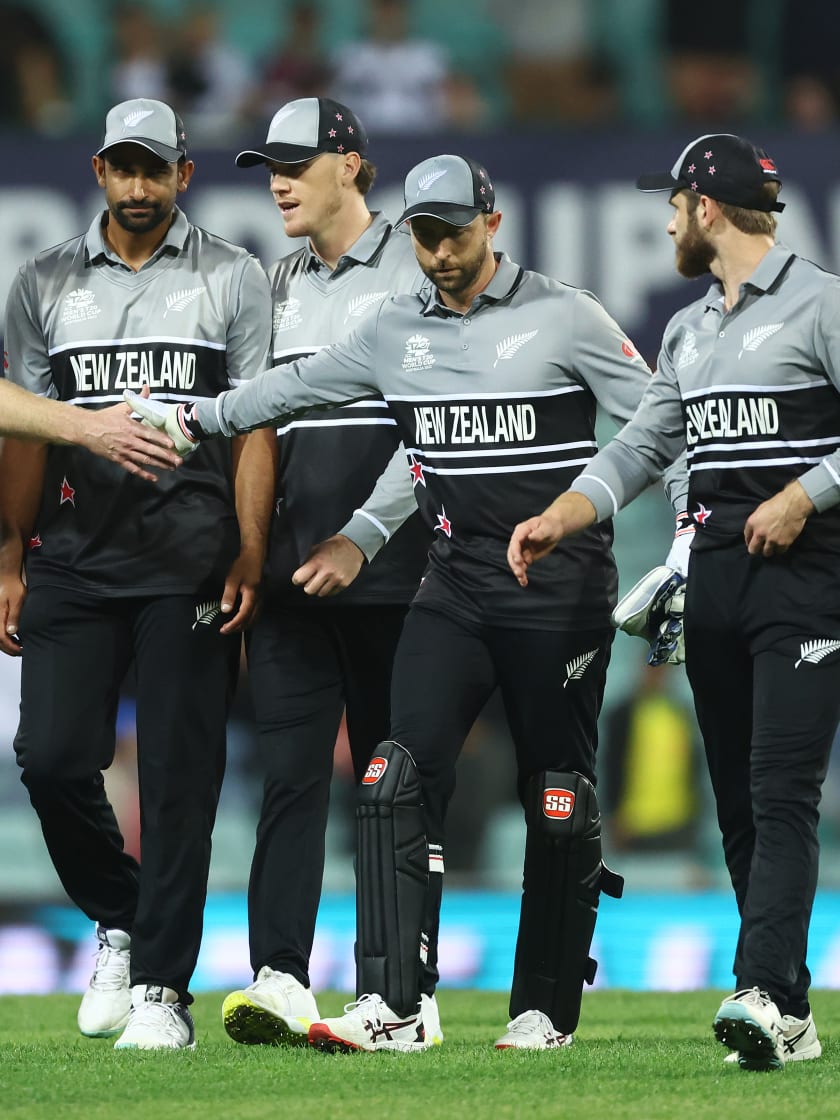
[493,330,539,367]
[192,600,222,630]
[61,288,101,325]
[676,330,699,370]
[164,286,206,317]
[344,291,388,324]
[738,322,784,359]
[273,297,303,332]
[563,648,598,688]
[403,333,436,372]
[123,109,155,128]
[795,639,840,668]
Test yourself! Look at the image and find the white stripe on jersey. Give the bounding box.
[353,507,391,541]
[681,380,825,401]
[275,417,397,435]
[415,456,594,476]
[406,439,597,460]
[688,435,840,454]
[689,455,828,472]
[384,385,587,403]
[49,335,227,356]
[273,345,328,359]
[68,392,218,406]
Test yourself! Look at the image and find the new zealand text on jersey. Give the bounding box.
[685,395,779,446]
[414,402,537,445]
[70,349,197,392]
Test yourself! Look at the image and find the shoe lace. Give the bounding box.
[91,945,130,991]
[343,993,385,1031]
[507,1010,554,1035]
[127,1001,186,1042]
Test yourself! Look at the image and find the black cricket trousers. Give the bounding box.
[244,599,408,985]
[14,585,239,1002]
[685,541,840,1016]
[388,604,612,998]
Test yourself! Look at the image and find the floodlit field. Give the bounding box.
[1,989,837,1119]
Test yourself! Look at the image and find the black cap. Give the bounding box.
[636,133,785,213]
[235,97,367,167]
[395,154,495,228]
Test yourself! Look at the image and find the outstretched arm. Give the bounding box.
[0,382,180,482]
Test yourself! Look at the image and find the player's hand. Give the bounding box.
[508,493,597,587]
[77,387,182,482]
[123,390,200,457]
[0,566,26,657]
[219,550,263,633]
[744,480,814,557]
[292,534,365,597]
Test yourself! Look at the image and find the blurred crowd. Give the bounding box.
[1,0,839,141]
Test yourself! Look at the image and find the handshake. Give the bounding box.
[123,391,201,456]
[612,565,687,666]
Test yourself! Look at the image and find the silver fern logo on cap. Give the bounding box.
[418,169,447,192]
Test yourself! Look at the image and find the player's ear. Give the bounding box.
[91,155,106,187]
[342,151,362,185]
[177,160,196,193]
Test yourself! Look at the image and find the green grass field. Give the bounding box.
[1,989,837,1119]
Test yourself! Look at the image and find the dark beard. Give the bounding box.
[675,222,715,278]
[111,200,168,234]
[421,239,487,298]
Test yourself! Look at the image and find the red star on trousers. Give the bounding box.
[408,454,426,487]
[694,503,712,525]
[435,506,452,537]
[28,532,42,550]
[59,476,75,507]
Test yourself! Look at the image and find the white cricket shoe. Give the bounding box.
[494,1009,573,1050]
[308,992,428,1053]
[222,966,319,1045]
[114,985,196,1050]
[713,987,785,1070]
[77,924,132,1038]
[724,1010,822,1065]
[421,993,444,1045]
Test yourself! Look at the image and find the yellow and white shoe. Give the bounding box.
[223,966,318,1045]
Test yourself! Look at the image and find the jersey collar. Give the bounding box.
[702,242,796,310]
[304,211,393,273]
[421,253,523,317]
[85,206,190,267]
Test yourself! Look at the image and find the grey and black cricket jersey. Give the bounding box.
[198,254,685,628]
[4,207,271,595]
[264,212,430,603]
[570,245,840,552]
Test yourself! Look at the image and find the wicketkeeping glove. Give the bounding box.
[123,391,200,456]
[611,564,687,666]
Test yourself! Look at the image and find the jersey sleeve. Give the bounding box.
[797,280,840,512]
[338,442,419,561]
[224,255,272,387]
[196,301,383,437]
[570,341,687,521]
[570,289,689,515]
[570,290,654,425]
[3,266,56,398]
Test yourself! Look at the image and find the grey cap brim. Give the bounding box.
[235,143,325,167]
[97,138,183,163]
[395,202,483,228]
[636,171,681,192]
